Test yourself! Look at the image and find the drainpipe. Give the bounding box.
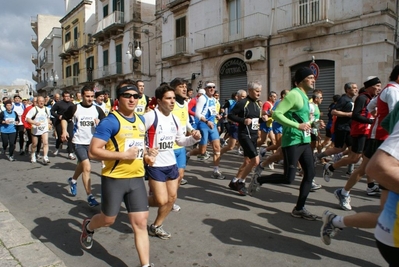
[267,35,271,95]
[393,0,399,67]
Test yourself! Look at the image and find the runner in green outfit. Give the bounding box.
[249,67,318,220]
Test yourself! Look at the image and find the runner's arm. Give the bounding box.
[272,90,301,129]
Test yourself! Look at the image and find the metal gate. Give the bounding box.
[220,74,248,104]
[291,60,335,123]
[219,58,248,105]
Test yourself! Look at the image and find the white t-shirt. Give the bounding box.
[26,106,50,135]
[72,104,101,145]
[144,108,197,167]
[13,103,25,126]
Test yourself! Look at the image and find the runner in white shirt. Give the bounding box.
[144,84,201,240]
[25,96,51,164]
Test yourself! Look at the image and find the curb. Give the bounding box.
[0,202,66,267]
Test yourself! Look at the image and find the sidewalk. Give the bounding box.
[0,201,66,267]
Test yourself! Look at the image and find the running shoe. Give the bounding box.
[291,207,318,221]
[68,177,77,196]
[68,153,76,160]
[36,153,43,160]
[53,149,59,156]
[248,175,261,195]
[42,156,50,165]
[236,182,247,196]
[254,164,264,176]
[148,224,171,240]
[172,203,181,212]
[228,180,238,191]
[310,180,322,192]
[267,162,274,170]
[31,153,37,163]
[259,147,267,160]
[322,163,333,182]
[320,210,341,245]
[211,170,225,180]
[8,155,15,162]
[366,185,381,196]
[197,154,210,161]
[80,218,94,249]
[87,195,99,207]
[333,153,343,163]
[334,188,352,211]
[180,178,188,185]
[237,146,244,156]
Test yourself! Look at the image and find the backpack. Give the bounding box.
[31,107,49,120]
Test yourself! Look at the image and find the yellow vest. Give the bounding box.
[214,99,221,123]
[102,111,146,178]
[104,99,112,115]
[135,95,147,115]
[172,101,188,149]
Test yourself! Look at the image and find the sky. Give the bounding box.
[0,0,65,86]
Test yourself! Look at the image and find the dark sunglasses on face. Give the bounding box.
[207,86,216,89]
[121,93,140,99]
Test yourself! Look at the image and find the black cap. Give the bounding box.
[363,76,381,88]
[294,67,314,84]
[95,91,104,98]
[117,85,139,97]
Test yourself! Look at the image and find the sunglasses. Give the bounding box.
[207,86,216,89]
[120,93,140,99]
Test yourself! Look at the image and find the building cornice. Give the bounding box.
[59,0,92,24]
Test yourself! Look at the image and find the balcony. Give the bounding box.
[31,16,37,34]
[166,0,190,13]
[31,35,38,50]
[194,13,268,53]
[64,76,79,87]
[59,39,79,59]
[36,80,49,91]
[96,62,123,80]
[32,72,39,82]
[92,11,125,42]
[162,37,191,60]
[79,68,97,84]
[277,0,334,35]
[40,54,54,69]
[31,53,38,65]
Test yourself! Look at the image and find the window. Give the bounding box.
[73,27,78,40]
[228,0,241,36]
[113,0,124,12]
[176,17,186,53]
[66,66,72,77]
[103,4,109,17]
[73,63,79,76]
[65,32,71,42]
[86,57,94,81]
[299,0,320,25]
[103,50,109,66]
[115,44,122,74]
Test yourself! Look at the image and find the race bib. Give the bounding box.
[157,135,175,151]
[209,106,217,116]
[304,129,311,138]
[135,105,145,114]
[251,118,259,130]
[124,138,144,159]
[6,118,15,124]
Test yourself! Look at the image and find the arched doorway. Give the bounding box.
[219,58,248,104]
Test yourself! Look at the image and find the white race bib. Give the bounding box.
[251,118,259,130]
[124,138,144,159]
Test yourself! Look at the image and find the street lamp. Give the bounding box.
[126,41,142,59]
[49,73,59,87]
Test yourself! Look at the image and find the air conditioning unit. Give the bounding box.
[244,47,266,63]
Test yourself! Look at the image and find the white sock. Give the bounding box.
[332,215,346,228]
[71,179,77,184]
[239,179,245,183]
[341,188,350,196]
[213,166,219,172]
[232,177,238,183]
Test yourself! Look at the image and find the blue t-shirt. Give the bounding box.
[93,112,144,142]
[0,111,18,133]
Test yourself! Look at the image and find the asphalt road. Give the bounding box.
[0,141,386,267]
